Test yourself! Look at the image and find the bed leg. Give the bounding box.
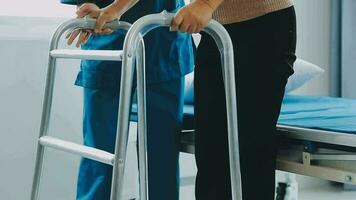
[343,183,356,191]
[302,152,311,166]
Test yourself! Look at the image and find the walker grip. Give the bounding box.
[76,17,124,31]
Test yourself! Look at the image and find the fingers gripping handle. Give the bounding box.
[77,17,128,31]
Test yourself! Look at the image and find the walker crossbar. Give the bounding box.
[39,136,115,165]
[50,49,124,61]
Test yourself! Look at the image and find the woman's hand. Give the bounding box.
[66,3,113,47]
[66,0,138,47]
[94,0,139,34]
[93,5,121,34]
[171,0,217,33]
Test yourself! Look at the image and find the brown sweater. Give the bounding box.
[213,0,293,24]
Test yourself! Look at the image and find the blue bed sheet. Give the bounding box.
[278,95,356,133]
[131,95,356,134]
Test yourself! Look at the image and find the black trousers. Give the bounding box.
[194,7,297,200]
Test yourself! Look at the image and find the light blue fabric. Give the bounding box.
[172,95,356,134]
[278,95,356,133]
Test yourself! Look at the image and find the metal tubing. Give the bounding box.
[30,18,131,200]
[136,36,149,200]
[114,11,242,200]
[39,136,115,165]
[50,49,124,61]
[277,125,356,148]
[110,27,137,200]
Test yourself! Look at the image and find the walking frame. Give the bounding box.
[30,11,242,200]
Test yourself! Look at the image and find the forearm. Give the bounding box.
[108,0,139,16]
[196,0,224,10]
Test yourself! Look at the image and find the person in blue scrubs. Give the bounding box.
[60,0,194,199]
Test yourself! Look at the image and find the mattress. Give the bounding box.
[279,95,356,134]
[131,95,356,134]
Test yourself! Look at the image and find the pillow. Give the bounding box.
[285,58,324,93]
[184,58,324,103]
[184,72,195,104]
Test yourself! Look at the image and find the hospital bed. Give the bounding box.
[277,95,356,185]
[143,94,356,186]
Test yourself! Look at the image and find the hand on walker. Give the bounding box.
[171,0,220,33]
[66,3,117,47]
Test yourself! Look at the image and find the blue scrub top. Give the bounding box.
[61,0,194,89]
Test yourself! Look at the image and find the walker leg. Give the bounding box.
[110,45,136,200]
[219,42,242,200]
[136,38,149,200]
[30,144,45,200]
[31,56,58,200]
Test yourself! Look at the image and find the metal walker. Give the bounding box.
[30,11,242,200]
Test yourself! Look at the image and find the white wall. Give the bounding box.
[291,0,332,96]
[1,0,75,17]
[277,0,334,190]
[341,0,356,99]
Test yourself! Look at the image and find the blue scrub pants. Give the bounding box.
[76,77,184,200]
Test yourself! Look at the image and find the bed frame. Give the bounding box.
[180,125,356,185]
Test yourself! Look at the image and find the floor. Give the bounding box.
[180,178,356,200]
[178,153,356,200]
[299,182,356,200]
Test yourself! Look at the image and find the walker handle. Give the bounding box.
[74,17,125,31]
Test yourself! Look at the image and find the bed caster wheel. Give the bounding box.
[276,182,287,200]
[276,181,298,200]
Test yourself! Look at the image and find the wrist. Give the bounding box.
[107,1,134,17]
[107,1,124,15]
[196,0,222,11]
